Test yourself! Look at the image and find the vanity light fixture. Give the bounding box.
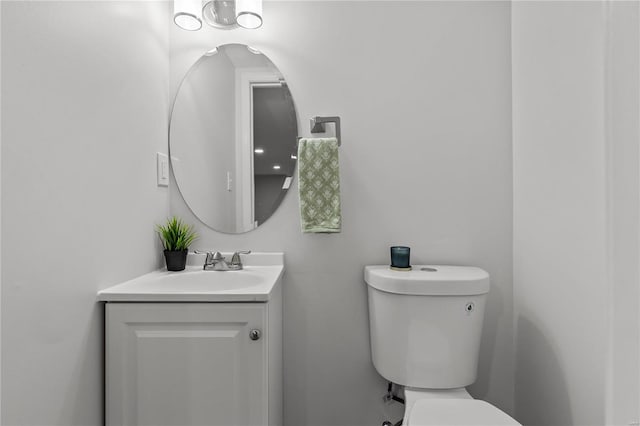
[236,0,263,29]
[254,148,265,154]
[174,0,202,31]
[174,0,262,30]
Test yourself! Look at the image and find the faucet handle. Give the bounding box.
[230,250,251,266]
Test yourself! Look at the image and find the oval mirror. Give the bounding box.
[170,44,298,233]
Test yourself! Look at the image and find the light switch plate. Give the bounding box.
[157,152,169,187]
[282,176,292,189]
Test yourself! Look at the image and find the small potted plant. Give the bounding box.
[156,216,198,271]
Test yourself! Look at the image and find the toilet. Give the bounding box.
[364,265,520,426]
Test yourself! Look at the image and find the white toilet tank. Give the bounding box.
[364,265,490,389]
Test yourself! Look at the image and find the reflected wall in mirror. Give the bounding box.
[170,44,298,233]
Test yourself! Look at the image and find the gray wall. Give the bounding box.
[512,1,640,424]
[169,2,514,425]
[607,3,640,422]
[1,2,170,424]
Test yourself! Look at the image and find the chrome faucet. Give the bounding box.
[194,250,229,271]
[204,251,229,271]
[195,250,251,271]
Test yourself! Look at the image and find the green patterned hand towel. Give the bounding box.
[298,137,342,233]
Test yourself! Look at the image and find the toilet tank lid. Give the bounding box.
[364,265,489,296]
[407,399,521,425]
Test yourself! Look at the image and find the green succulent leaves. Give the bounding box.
[156,216,198,251]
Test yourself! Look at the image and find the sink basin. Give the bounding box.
[98,253,284,302]
[154,268,265,290]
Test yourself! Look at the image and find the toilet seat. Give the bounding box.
[407,399,521,426]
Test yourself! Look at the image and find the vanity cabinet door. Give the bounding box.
[106,303,267,426]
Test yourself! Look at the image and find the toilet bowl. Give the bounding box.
[402,388,519,426]
[364,265,521,426]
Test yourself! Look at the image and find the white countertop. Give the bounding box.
[97,252,284,302]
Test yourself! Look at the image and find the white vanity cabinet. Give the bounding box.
[99,254,284,426]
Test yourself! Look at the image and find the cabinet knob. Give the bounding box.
[249,329,261,341]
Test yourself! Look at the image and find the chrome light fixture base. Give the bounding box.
[202,0,238,29]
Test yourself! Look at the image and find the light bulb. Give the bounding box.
[174,0,202,31]
[236,0,262,29]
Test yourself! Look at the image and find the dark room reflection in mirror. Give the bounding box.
[252,84,297,225]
